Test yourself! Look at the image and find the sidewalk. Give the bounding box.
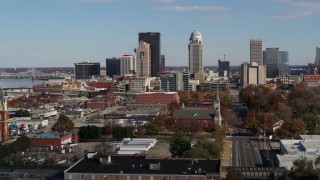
[221,140,232,178]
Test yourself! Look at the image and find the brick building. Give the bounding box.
[30,131,77,150]
[87,81,115,89]
[135,92,179,105]
[64,153,221,180]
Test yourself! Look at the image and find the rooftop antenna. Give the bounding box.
[223,54,226,61]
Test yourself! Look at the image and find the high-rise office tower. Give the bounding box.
[263,48,289,78]
[0,88,8,142]
[218,59,230,77]
[250,39,263,65]
[160,55,165,72]
[136,41,151,77]
[119,53,135,76]
[138,32,161,77]
[74,62,100,80]
[189,30,203,74]
[182,72,190,92]
[279,51,289,76]
[106,58,120,77]
[315,47,320,66]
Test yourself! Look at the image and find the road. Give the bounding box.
[231,136,263,167]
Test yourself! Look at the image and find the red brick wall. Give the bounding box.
[135,93,179,104]
[30,134,73,149]
[87,82,115,89]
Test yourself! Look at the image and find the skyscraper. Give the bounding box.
[250,39,263,65]
[240,62,266,87]
[138,32,161,77]
[218,59,230,77]
[119,53,135,76]
[0,88,8,142]
[160,55,165,72]
[189,30,203,74]
[263,48,289,78]
[74,62,100,80]
[106,58,120,77]
[315,47,320,66]
[136,41,151,77]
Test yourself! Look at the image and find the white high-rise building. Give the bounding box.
[241,62,266,87]
[250,39,263,65]
[136,41,151,77]
[189,30,203,74]
[315,47,320,66]
[119,53,136,76]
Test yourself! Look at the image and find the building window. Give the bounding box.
[127,176,130,180]
[163,177,167,180]
[80,174,84,180]
[68,174,72,180]
[139,176,142,180]
[199,177,203,180]
[116,176,119,180]
[174,176,178,180]
[92,175,95,180]
[150,176,154,180]
[104,175,107,180]
[186,176,190,180]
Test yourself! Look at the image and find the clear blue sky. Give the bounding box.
[0,0,319,68]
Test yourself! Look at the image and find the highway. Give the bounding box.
[231,136,263,167]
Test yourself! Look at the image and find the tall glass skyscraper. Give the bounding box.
[74,62,100,80]
[188,30,203,74]
[138,32,161,77]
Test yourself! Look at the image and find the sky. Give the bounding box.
[0,0,319,68]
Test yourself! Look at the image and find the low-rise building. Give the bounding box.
[30,131,77,150]
[135,92,179,105]
[276,135,320,170]
[64,153,221,180]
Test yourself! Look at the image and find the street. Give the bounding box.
[231,136,263,167]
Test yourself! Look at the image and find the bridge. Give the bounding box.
[2,87,96,95]
[0,68,66,80]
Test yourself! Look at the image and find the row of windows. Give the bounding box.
[69,174,204,180]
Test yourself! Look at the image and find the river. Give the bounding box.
[0,79,46,88]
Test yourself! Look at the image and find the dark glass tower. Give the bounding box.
[106,57,120,77]
[139,32,161,77]
[74,62,100,80]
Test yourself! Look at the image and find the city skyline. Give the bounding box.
[0,0,319,68]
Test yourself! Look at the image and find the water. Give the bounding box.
[0,79,46,88]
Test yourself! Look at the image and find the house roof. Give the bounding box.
[33,132,71,139]
[172,108,214,120]
[66,154,220,175]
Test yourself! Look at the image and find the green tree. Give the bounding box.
[292,157,316,178]
[220,91,233,108]
[112,126,134,140]
[170,133,191,157]
[145,122,159,136]
[79,125,102,141]
[51,114,74,132]
[302,113,320,134]
[15,109,31,117]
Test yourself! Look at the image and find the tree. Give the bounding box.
[51,114,74,132]
[169,133,191,157]
[276,119,307,138]
[145,121,159,136]
[15,109,31,117]
[112,126,134,140]
[79,125,102,141]
[292,157,316,178]
[219,91,233,108]
[302,113,320,134]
